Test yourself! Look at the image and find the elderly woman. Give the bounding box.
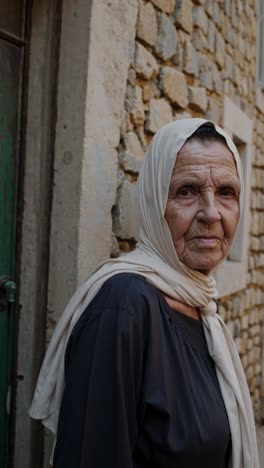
[30,119,259,468]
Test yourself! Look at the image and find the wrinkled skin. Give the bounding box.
[165,139,240,275]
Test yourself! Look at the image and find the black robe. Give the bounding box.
[54,273,231,468]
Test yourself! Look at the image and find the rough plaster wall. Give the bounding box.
[47,0,92,329]
[111,0,264,423]
[77,0,138,284]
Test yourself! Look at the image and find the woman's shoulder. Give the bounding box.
[92,272,158,313]
[71,273,159,345]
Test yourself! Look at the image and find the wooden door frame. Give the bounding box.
[0,1,31,465]
[13,1,62,467]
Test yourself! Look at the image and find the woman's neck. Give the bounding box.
[163,295,201,320]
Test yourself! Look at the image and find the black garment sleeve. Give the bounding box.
[53,275,148,468]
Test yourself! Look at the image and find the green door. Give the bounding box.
[0,2,26,466]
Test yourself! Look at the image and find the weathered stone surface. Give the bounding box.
[204,0,213,17]
[212,62,223,95]
[174,110,192,120]
[205,97,221,124]
[159,66,188,108]
[156,13,177,60]
[127,68,136,86]
[193,6,208,35]
[134,41,159,79]
[174,0,193,33]
[213,2,221,28]
[192,29,207,52]
[125,85,145,126]
[146,98,173,133]
[224,0,231,17]
[142,80,161,101]
[215,31,225,69]
[173,42,183,68]
[113,179,139,240]
[207,19,216,53]
[224,53,233,80]
[151,0,175,13]
[119,131,145,173]
[111,232,120,257]
[182,40,199,77]
[136,0,157,47]
[188,86,208,112]
[199,54,213,90]
[120,110,133,137]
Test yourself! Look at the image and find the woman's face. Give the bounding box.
[165,139,240,274]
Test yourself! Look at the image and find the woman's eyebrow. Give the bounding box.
[170,175,203,185]
[214,175,240,187]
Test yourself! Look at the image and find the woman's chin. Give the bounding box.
[181,251,224,274]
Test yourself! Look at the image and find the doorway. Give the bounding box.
[0,2,28,467]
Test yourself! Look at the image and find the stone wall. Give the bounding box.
[111,0,264,422]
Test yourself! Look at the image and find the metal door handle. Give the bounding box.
[0,276,16,308]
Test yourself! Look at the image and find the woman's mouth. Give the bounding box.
[192,236,221,247]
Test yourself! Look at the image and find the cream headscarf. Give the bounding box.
[29,118,259,468]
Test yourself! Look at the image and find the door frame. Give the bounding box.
[13,1,62,467]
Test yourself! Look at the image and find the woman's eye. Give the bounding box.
[177,187,195,197]
[219,187,236,198]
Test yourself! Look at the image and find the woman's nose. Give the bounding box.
[196,193,221,224]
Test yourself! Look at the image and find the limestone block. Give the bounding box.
[142,81,161,101]
[192,29,207,52]
[111,233,120,257]
[134,41,159,79]
[205,97,221,124]
[237,35,245,56]
[242,314,249,330]
[234,319,241,337]
[125,85,145,127]
[224,53,233,80]
[213,2,221,28]
[199,54,213,90]
[156,13,178,60]
[128,68,136,86]
[174,0,193,33]
[204,0,213,18]
[146,98,173,133]
[230,2,238,28]
[241,355,248,369]
[174,111,192,120]
[119,131,145,173]
[193,6,208,35]
[173,42,183,68]
[188,86,207,112]
[159,66,188,108]
[250,324,260,337]
[207,20,216,53]
[224,0,231,17]
[212,63,223,95]
[226,24,234,47]
[137,0,158,47]
[120,110,133,137]
[151,0,175,13]
[113,179,139,240]
[182,40,199,77]
[215,32,226,69]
